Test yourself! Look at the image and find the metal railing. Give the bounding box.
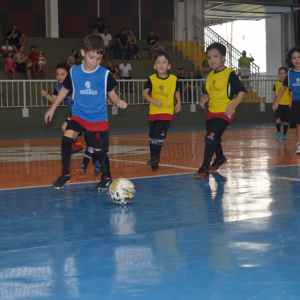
[0,78,279,110]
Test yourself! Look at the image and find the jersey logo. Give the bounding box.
[207,132,215,140]
[85,81,91,88]
[212,80,216,85]
[159,85,164,90]
[292,77,300,87]
[297,78,300,83]
[80,81,98,95]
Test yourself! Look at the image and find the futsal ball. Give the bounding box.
[109,178,136,205]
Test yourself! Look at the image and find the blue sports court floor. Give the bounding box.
[1,123,300,299]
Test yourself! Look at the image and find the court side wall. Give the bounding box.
[0,104,274,132]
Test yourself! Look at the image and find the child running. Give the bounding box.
[274,46,300,153]
[41,63,85,155]
[4,50,15,79]
[142,52,181,170]
[272,67,290,140]
[45,34,127,190]
[195,42,246,178]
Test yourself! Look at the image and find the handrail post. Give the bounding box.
[187,29,190,61]
[194,40,196,71]
[23,81,26,109]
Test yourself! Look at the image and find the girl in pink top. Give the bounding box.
[4,50,15,79]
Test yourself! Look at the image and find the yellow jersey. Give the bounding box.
[148,73,177,116]
[206,67,234,113]
[274,81,290,105]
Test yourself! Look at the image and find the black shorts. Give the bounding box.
[290,101,300,128]
[149,120,170,139]
[66,120,109,149]
[275,105,291,123]
[206,117,229,142]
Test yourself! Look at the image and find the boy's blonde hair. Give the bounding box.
[83,34,105,55]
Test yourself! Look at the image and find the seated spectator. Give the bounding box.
[4,50,15,79]
[107,61,118,78]
[114,28,133,60]
[177,68,186,98]
[27,46,39,79]
[75,57,82,65]
[127,29,143,60]
[201,60,210,79]
[119,58,133,93]
[14,45,32,79]
[91,17,105,34]
[100,58,106,67]
[147,31,165,60]
[6,23,26,53]
[187,70,201,101]
[37,51,46,79]
[100,27,114,55]
[2,38,14,58]
[67,49,78,67]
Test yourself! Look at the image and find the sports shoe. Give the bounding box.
[93,160,102,174]
[282,134,287,140]
[210,156,227,171]
[194,167,209,179]
[152,164,159,171]
[296,143,300,154]
[147,156,160,165]
[95,176,112,191]
[53,173,71,189]
[77,164,87,175]
[275,132,281,140]
[72,142,84,154]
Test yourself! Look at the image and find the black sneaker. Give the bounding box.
[152,164,159,171]
[95,176,112,191]
[53,173,71,189]
[147,156,160,165]
[194,167,209,179]
[210,156,227,171]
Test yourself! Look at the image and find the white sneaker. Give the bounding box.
[295,143,300,154]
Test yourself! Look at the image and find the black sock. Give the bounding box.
[95,150,111,177]
[149,138,155,158]
[284,125,288,135]
[153,144,163,158]
[82,146,94,167]
[214,141,224,161]
[276,123,281,132]
[91,153,98,164]
[201,140,216,170]
[62,136,74,174]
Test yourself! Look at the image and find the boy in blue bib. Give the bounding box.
[45,34,127,190]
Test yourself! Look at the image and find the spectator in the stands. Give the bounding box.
[75,57,82,66]
[127,29,143,60]
[177,68,186,97]
[238,50,254,89]
[119,58,133,93]
[6,24,26,53]
[2,38,14,58]
[91,17,105,34]
[67,49,78,67]
[114,28,133,60]
[107,61,118,79]
[14,45,32,79]
[187,70,201,101]
[201,59,210,79]
[27,46,39,79]
[147,31,165,60]
[4,50,15,79]
[100,27,114,54]
[100,58,106,67]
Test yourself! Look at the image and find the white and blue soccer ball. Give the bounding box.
[109,178,136,205]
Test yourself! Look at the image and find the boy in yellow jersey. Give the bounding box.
[272,67,290,140]
[195,43,246,178]
[142,52,181,170]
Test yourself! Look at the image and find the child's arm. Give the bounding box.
[199,94,210,109]
[107,89,127,109]
[43,57,46,64]
[273,85,287,112]
[41,90,56,103]
[142,88,163,108]
[45,86,70,123]
[174,91,181,113]
[289,91,293,108]
[225,91,246,116]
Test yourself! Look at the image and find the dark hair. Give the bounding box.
[75,57,81,60]
[202,59,208,67]
[189,70,194,73]
[4,38,9,43]
[56,63,70,72]
[71,49,79,60]
[285,47,300,68]
[278,67,288,73]
[6,50,13,57]
[30,46,36,50]
[11,23,17,27]
[206,42,226,56]
[102,58,106,61]
[83,34,105,55]
[98,17,103,22]
[17,44,24,51]
[104,27,108,30]
[123,57,127,61]
[122,28,127,32]
[108,60,113,64]
[154,51,171,63]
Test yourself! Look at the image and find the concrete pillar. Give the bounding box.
[45,0,59,38]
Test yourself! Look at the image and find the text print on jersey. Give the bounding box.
[80,81,98,95]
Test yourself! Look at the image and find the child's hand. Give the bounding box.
[200,98,207,109]
[117,100,127,109]
[272,102,278,112]
[152,100,163,108]
[45,107,55,123]
[175,102,181,113]
[289,102,292,109]
[225,103,236,117]
[106,99,113,105]
[41,90,47,98]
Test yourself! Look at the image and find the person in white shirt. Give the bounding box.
[119,58,133,93]
[100,27,113,52]
[1,38,14,58]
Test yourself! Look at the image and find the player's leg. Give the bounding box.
[195,118,229,178]
[210,139,227,171]
[275,105,282,140]
[282,106,290,140]
[53,121,82,189]
[42,64,46,80]
[32,62,37,78]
